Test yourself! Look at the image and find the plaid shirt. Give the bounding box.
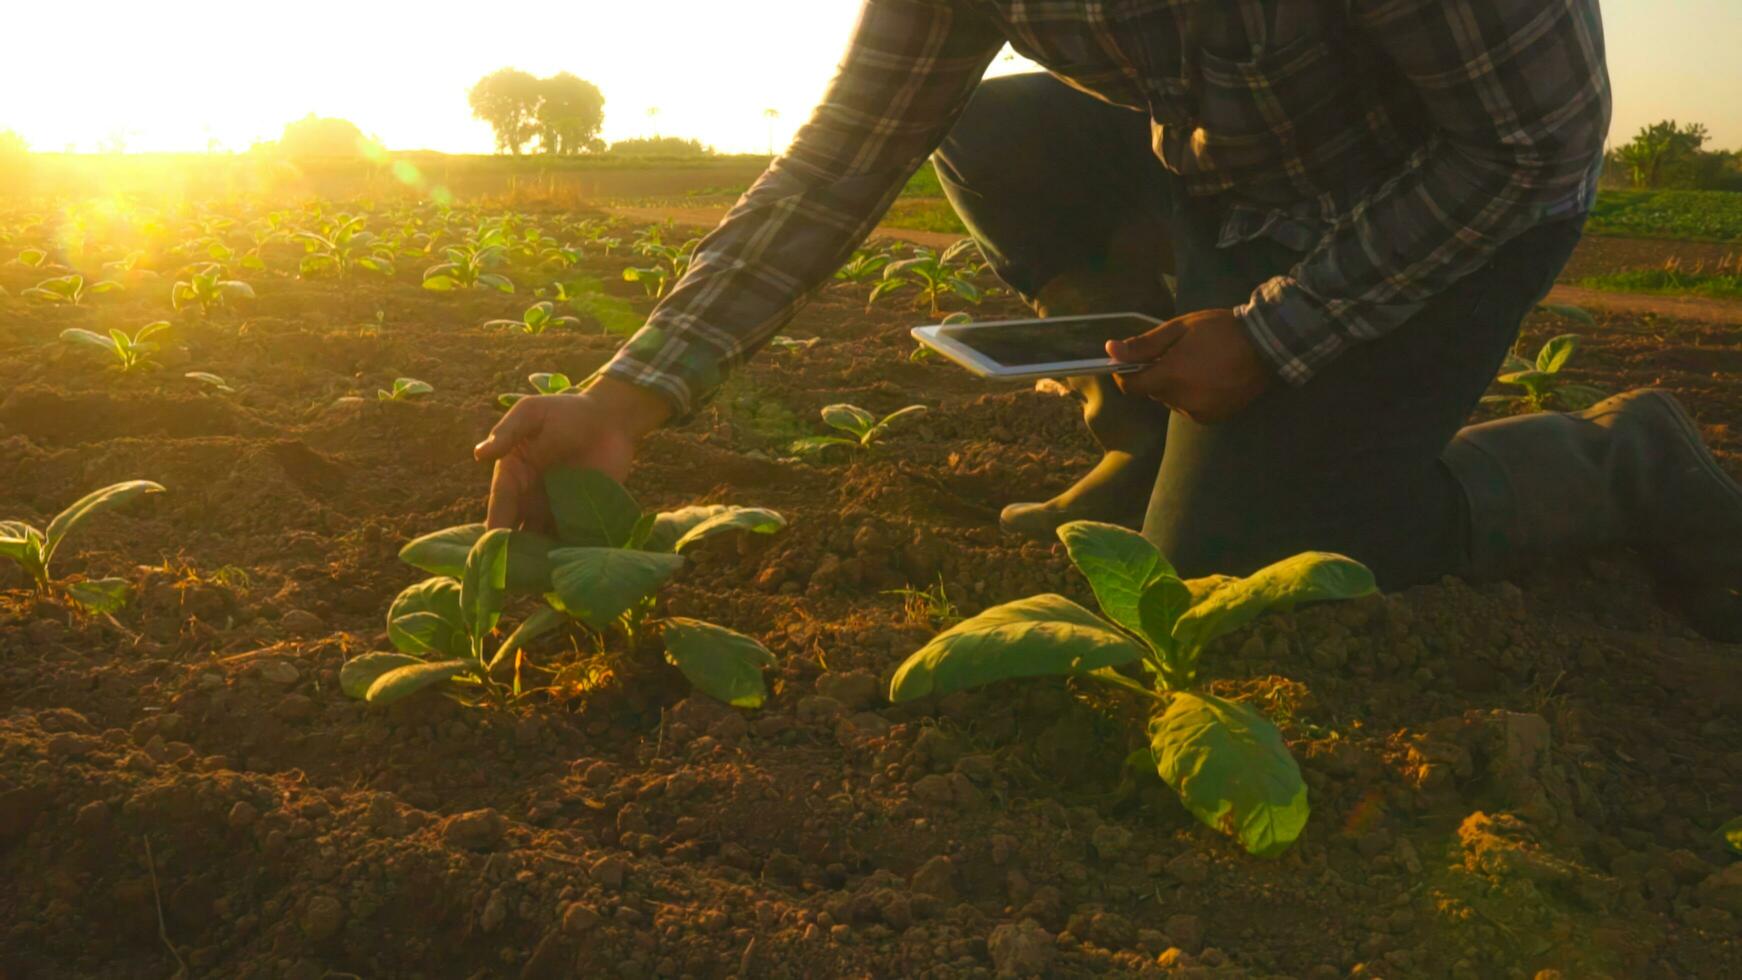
[605,0,1611,413]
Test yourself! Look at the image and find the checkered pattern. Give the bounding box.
[604,0,1611,412]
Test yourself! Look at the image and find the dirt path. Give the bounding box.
[612,204,1742,325]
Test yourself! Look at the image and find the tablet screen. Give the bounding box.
[937,315,1154,368]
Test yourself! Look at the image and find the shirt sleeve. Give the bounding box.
[600,0,1003,417]
[1236,0,1611,384]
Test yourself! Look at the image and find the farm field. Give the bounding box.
[0,196,1740,980]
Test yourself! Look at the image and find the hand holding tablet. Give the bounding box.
[910,313,1164,380]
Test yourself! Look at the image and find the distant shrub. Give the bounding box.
[606,136,715,158]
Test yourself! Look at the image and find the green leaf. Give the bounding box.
[671,507,786,553]
[460,529,511,639]
[865,405,928,443]
[820,403,876,438]
[219,280,255,301]
[1720,815,1742,856]
[387,578,468,658]
[340,652,426,699]
[529,372,571,394]
[1171,552,1376,657]
[1150,692,1309,857]
[399,524,557,593]
[487,605,566,671]
[60,328,118,353]
[888,594,1148,702]
[67,577,131,614]
[1057,521,1178,644]
[478,273,515,292]
[1536,334,1580,374]
[186,371,233,392]
[43,480,164,565]
[0,521,42,563]
[662,618,777,708]
[422,275,458,292]
[789,435,859,457]
[548,547,684,630]
[366,659,474,704]
[1554,384,1608,410]
[543,466,642,548]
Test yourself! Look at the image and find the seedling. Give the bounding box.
[1484,334,1607,412]
[296,214,396,278]
[622,264,670,299]
[186,371,234,393]
[790,403,927,456]
[395,467,787,706]
[423,243,513,292]
[768,336,820,354]
[497,372,573,409]
[623,239,699,299]
[172,263,255,315]
[835,248,892,284]
[0,480,164,607]
[869,240,983,314]
[59,321,171,372]
[552,279,641,335]
[378,377,434,402]
[21,274,123,305]
[890,521,1376,856]
[484,301,580,335]
[15,247,49,268]
[884,575,960,629]
[339,530,566,706]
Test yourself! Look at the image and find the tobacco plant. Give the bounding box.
[498,372,573,408]
[393,467,787,707]
[869,241,983,314]
[623,239,700,300]
[339,530,566,706]
[1484,334,1607,412]
[835,248,892,284]
[378,377,434,401]
[296,215,396,278]
[484,301,580,335]
[60,321,171,373]
[1,480,164,609]
[790,403,927,456]
[423,243,513,293]
[22,274,123,305]
[890,521,1376,856]
[172,264,255,315]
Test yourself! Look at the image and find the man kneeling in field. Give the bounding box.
[477,0,1742,641]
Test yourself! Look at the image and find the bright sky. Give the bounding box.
[2,1,1737,155]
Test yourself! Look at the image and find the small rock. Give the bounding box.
[562,903,601,934]
[479,887,510,932]
[227,800,260,829]
[1164,913,1204,954]
[1091,824,1132,861]
[440,808,507,851]
[815,670,880,711]
[300,895,344,941]
[256,660,301,686]
[279,609,326,635]
[590,855,629,889]
[1165,852,1209,884]
[910,855,956,900]
[988,919,1056,978]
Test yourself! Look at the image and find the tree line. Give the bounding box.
[1607,120,1742,191]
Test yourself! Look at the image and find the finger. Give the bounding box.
[1113,362,1182,402]
[1107,320,1187,363]
[474,399,544,462]
[485,456,533,530]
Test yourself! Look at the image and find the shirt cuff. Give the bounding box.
[597,322,725,424]
[1234,275,1349,387]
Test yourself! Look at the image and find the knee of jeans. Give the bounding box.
[934,74,1059,195]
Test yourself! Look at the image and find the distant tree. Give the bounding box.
[470,68,543,155]
[0,130,29,180]
[607,136,715,157]
[1610,120,1711,189]
[277,114,372,158]
[536,73,606,155]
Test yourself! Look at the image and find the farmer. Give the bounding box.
[477,0,1742,641]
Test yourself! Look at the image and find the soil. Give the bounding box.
[1,207,1739,980]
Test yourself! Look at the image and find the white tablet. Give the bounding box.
[910,313,1162,380]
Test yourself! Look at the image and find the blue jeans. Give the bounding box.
[932,73,1582,586]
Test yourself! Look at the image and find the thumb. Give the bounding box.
[1107,320,1187,363]
[474,399,544,462]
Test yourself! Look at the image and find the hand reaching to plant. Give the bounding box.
[474,378,670,532]
[1108,309,1273,423]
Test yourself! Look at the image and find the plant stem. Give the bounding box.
[1084,668,1166,703]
